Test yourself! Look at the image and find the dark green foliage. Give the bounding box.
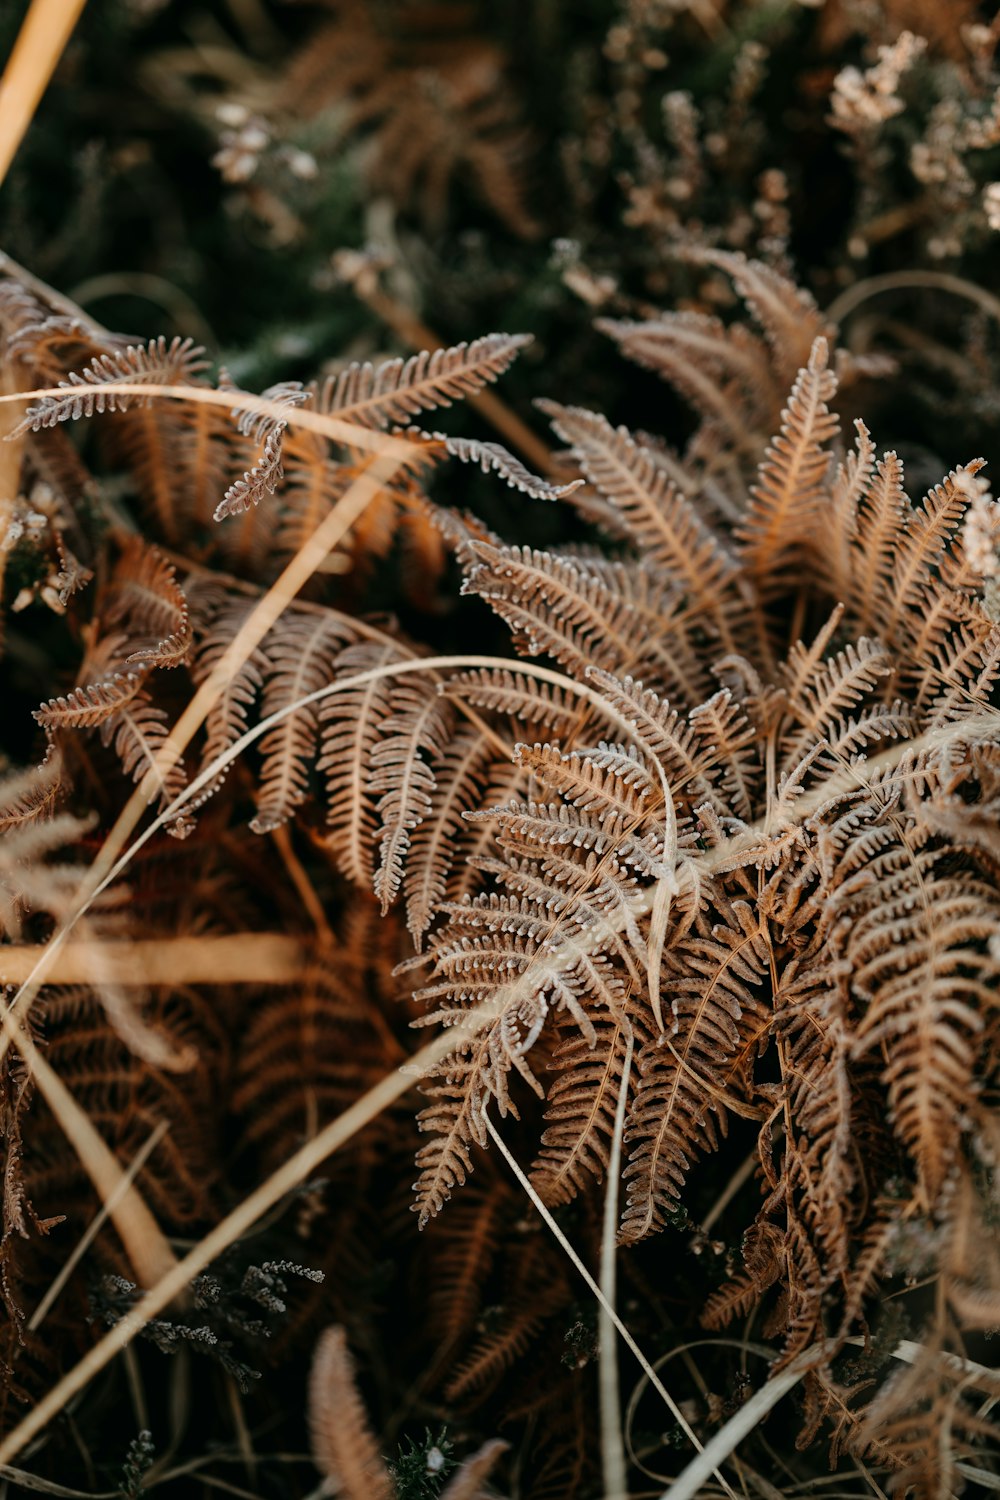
[389,1428,457,1500]
[118,1429,155,1500]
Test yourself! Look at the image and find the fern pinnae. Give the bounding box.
[931,628,1000,728]
[10,336,209,435]
[214,422,287,522]
[686,247,830,378]
[318,639,404,887]
[779,636,893,773]
[440,666,584,740]
[274,435,358,562]
[844,449,909,634]
[308,1326,394,1500]
[316,333,532,430]
[226,376,309,444]
[186,593,267,812]
[0,751,64,833]
[513,740,657,824]
[596,313,767,458]
[585,667,729,817]
[737,337,840,595]
[108,537,192,670]
[537,399,739,640]
[823,419,875,602]
[370,684,453,914]
[621,902,771,1242]
[404,726,499,945]
[845,842,995,1204]
[468,852,645,982]
[249,612,357,835]
[883,460,987,646]
[99,692,194,839]
[33,674,140,734]
[413,1043,490,1227]
[461,541,681,689]
[531,1003,635,1206]
[421,431,583,500]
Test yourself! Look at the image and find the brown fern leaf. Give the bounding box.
[0,750,63,833]
[736,338,840,597]
[424,432,582,501]
[107,537,192,669]
[403,724,501,945]
[319,638,409,888]
[232,948,396,1173]
[370,685,453,914]
[881,461,987,650]
[778,984,858,1297]
[587,668,757,821]
[186,589,267,811]
[440,668,584,740]
[444,1233,570,1402]
[596,310,774,459]
[444,761,526,909]
[98,689,193,839]
[412,1043,486,1228]
[248,611,358,835]
[308,1326,394,1500]
[779,630,894,772]
[839,447,910,636]
[531,1003,636,1206]
[215,421,287,522]
[621,900,771,1242]
[438,1440,508,1500]
[31,981,222,1228]
[459,541,699,696]
[108,396,235,547]
[226,376,309,445]
[702,1221,784,1330]
[860,1344,997,1498]
[683,248,832,381]
[538,399,741,642]
[843,838,997,1205]
[420,1164,514,1379]
[213,379,312,521]
[12,336,208,435]
[284,5,538,235]
[317,334,531,430]
[34,670,145,732]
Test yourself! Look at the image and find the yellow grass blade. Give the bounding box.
[0,0,89,188]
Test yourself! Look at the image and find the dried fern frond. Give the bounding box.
[736,337,840,598]
[317,334,531,431]
[531,1003,636,1206]
[681,247,831,380]
[621,899,770,1241]
[215,422,288,522]
[596,310,773,459]
[438,1438,508,1500]
[107,537,192,670]
[0,750,63,833]
[248,611,358,835]
[34,671,146,732]
[424,432,583,501]
[283,3,538,235]
[308,1326,394,1500]
[538,399,740,640]
[10,336,208,435]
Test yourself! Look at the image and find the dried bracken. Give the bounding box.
[5,1,1000,1490]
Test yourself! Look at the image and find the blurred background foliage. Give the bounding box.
[4,0,1000,485]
